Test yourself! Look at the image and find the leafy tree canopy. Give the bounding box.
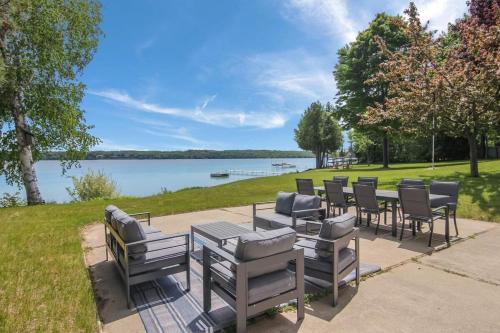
[0,0,102,203]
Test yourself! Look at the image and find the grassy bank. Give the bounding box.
[0,160,499,332]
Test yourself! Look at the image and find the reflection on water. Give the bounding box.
[0,158,315,202]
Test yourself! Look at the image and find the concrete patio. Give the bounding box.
[83,205,500,332]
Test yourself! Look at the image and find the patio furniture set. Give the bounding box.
[102,175,457,332]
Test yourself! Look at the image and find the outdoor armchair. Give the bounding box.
[323,180,355,217]
[296,178,316,196]
[398,187,450,247]
[253,192,325,233]
[352,182,389,234]
[203,227,304,332]
[333,175,349,187]
[291,214,360,307]
[430,180,459,236]
[357,176,378,189]
[104,205,190,308]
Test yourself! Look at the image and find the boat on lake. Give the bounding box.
[272,162,296,168]
[210,172,230,178]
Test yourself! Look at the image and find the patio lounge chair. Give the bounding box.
[324,180,355,217]
[430,180,460,236]
[353,182,389,234]
[357,176,378,189]
[104,205,190,308]
[291,213,360,306]
[296,178,316,195]
[398,187,450,247]
[203,227,304,332]
[253,192,325,233]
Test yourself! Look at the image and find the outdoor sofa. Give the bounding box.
[253,192,325,233]
[203,227,304,332]
[104,205,190,308]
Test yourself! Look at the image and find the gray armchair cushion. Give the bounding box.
[211,262,296,304]
[254,211,307,232]
[105,205,120,228]
[315,214,356,258]
[295,242,356,274]
[275,192,296,216]
[112,209,147,258]
[291,194,321,218]
[235,227,296,278]
[118,237,188,275]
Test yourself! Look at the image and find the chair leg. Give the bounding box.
[332,273,339,307]
[400,217,405,241]
[375,213,381,235]
[412,219,416,236]
[384,202,388,225]
[428,222,434,247]
[236,312,247,333]
[453,213,459,236]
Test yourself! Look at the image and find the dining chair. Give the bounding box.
[296,178,315,196]
[357,176,378,189]
[352,182,388,234]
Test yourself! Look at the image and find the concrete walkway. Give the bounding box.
[82,205,500,333]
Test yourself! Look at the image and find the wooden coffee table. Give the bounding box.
[190,221,252,254]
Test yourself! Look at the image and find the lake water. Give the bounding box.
[0,158,315,203]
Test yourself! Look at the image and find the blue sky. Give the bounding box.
[82,0,468,151]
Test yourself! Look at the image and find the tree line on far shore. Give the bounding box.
[42,150,315,160]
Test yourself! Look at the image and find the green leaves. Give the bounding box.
[0,0,102,187]
[294,102,343,168]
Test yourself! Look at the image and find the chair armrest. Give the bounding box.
[291,207,325,218]
[203,242,242,265]
[296,227,359,244]
[125,232,189,247]
[305,220,323,234]
[129,211,151,225]
[253,200,276,205]
[432,206,448,214]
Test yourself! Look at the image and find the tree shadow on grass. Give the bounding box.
[435,170,500,221]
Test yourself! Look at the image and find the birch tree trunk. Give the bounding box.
[12,96,43,205]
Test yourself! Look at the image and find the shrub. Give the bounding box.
[0,192,26,208]
[66,170,118,201]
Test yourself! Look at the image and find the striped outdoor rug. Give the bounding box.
[131,260,380,333]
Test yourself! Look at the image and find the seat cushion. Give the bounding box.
[316,214,355,258]
[119,237,188,275]
[211,262,296,305]
[235,228,296,278]
[275,192,296,216]
[254,212,307,232]
[291,194,321,218]
[295,240,356,274]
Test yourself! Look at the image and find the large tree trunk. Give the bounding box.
[467,133,480,177]
[13,105,43,205]
[382,134,389,168]
[480,133,487,159]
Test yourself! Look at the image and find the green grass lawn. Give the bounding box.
[0,160,499,332]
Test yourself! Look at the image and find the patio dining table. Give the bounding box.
[314,186,451,238]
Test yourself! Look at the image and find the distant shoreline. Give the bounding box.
[41,149,314,160]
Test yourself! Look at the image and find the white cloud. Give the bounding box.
[90,90,286,129]
[244,50,336,104]
[96,139,146,151]
[283,0,359,43]
[411,0,467,33]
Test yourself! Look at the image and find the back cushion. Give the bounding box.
[291,194,321,218]
[112,209,147,258]
[104,205,119,228]
[316,214,356,259]
[235,227,296,278]
[275,192,296,216]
